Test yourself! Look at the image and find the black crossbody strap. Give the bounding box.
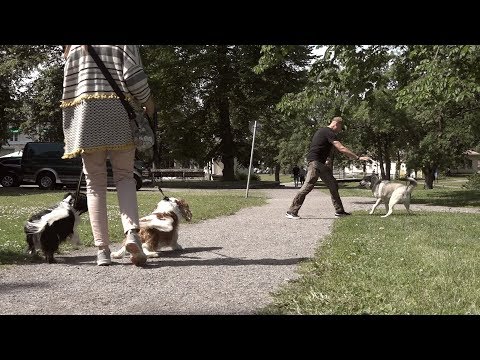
[86,45,136,120]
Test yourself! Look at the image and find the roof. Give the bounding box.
[465,150,480,156]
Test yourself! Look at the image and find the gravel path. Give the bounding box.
[0,185,478,315]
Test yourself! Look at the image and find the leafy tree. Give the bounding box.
[142,45,310,180]
[18,64,64,141]
[258,44,480,189]
[141,46,206,168]
[350,88,410,180]
[396,45,480,188]
[257,45,393,175]
[250,45,312,180]
[0,45,61,147]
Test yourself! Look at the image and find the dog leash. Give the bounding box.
[74,169,84,208]
[158,187,169,201]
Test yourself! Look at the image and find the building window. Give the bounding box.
[10,133,18,142]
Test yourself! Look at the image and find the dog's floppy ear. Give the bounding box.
[63,192,74,200]
[176,198,192,221]
[63,192,75,205]
[72,193,88,214]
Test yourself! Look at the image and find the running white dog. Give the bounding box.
[360,174,417,218]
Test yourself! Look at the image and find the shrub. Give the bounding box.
[236,172,260,181]
[463,173,480,189]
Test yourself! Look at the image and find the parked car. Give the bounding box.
[21,142,144,190]
[0,156,22,187]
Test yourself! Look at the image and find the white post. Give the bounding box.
[245,120,257,198]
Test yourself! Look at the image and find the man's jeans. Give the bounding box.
[288,160,344,215]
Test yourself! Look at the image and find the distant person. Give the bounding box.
[299,166,306,186]
[292,165,300,188]
[286,117,371,219]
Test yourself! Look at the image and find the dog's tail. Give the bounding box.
[139,214,175,232]
[25,206,71,234]
[25,219,48,234]
[406,177,417,193]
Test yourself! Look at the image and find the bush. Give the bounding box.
[236,172,260,181]
[463,173,480,189]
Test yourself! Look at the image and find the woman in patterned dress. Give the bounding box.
[61,45,155,266]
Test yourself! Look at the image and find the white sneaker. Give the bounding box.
[97,247,112,266]
[125,231,147,266]
[285,212,300,219]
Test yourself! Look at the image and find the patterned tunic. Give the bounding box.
[60,45,152,158]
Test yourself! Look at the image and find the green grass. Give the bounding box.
[261,211,480,314]
[261,176,480,314]
[436,176,469,188]
[258,173,293,184]
[0,188,266,265]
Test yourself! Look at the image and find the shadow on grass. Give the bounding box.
[0,187,43,197]
[0,250,31,266]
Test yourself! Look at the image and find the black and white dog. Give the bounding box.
[25,192,88,263]
[360,174,417,218]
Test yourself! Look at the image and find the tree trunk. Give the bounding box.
[378,155,386,179]
[376,140,386,179]
[423,166,435,189]
[384,156,391,180]
[274,163,280,182]
[395,151,401,179]
[219,97,235,180]
[383,142,391,180]
[215,46,235,181]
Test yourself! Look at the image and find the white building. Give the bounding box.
[340,160,422,179]
[454,150,480,174]
[0,129,35,157]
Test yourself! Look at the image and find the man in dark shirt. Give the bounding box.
[286,116,371,219]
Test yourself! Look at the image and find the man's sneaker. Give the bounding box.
[97,247,112,266]
[125,231,147,266]
[335,210,352,217]
[286,212,300,219]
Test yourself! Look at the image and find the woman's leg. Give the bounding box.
[108,148,146,266]
[108,148,139,233]
[81,150,109,247]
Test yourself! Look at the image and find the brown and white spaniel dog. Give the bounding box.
[112,196,192,259]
